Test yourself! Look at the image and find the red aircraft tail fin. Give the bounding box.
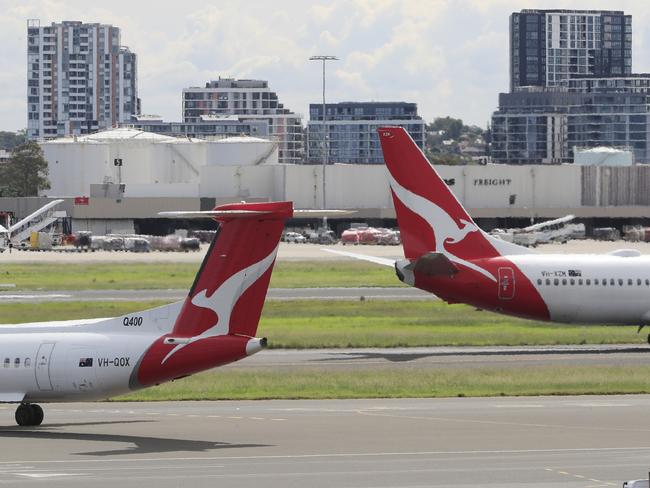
[378,127,502,266]
[172,201,292,339]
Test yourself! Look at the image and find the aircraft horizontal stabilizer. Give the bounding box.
[294,209,356,217]
[158,210,272,219]
[407,252,459,277]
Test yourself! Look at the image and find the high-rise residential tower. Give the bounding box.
[27,20,139,140]
[182,78,303,163]
[510,9,632,92]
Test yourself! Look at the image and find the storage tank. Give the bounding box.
[41,128,277,197]
[205,136,278,166]
[574,146,634,166]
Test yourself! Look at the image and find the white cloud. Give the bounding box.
[2,0,650,131]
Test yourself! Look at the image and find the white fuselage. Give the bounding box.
[0,302,180,403]
[510,253,650,324]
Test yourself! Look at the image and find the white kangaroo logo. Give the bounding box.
[388,172,496,282]
[161,244,279,363]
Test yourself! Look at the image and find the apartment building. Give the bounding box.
[306,102,425,164]
[27,20,139,140]
[182,78,302,163]
[491,76,650,164]
[510,9,631,91]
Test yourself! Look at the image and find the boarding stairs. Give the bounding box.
[8,199,67,244]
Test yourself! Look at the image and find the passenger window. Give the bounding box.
[570,279,575,285]
[554,278,559,286]
[537,279,542,285]
[578,279,583,285]
[586,279,591,285]
[628,279,633,286]
[646,279,650,286]
[638,279,642,286]
[610,279,615,286]
[14,358,19,368]
[24,358,31,368]
[545,278,551,286]
[603,279,607,286]
[618,279,623,286]
[3,358,9,368]
[594,279,598,285]
[562,279,567,285]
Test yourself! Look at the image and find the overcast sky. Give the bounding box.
[2,0,650,132]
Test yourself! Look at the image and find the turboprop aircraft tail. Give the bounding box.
[133,201,292,388]
[377,127,531,271]
[170,201,291,339]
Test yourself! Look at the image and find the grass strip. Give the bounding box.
[117,365,650,401]
[0,261,400,290]
[1,300,644,346]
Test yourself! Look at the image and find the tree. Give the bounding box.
[429,117,464,140]
[0,141,50,197]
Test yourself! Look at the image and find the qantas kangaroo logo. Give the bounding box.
[161,244,279,363]
[387,172,496,282]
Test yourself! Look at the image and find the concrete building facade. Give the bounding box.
[307,102,425,164]
[27,20,139,140]
[182,78,302,163]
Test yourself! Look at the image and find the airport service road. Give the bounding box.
[230,345,650,371]
[0,287,430,302]
[0,397,648,487]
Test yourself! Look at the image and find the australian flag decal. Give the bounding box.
[79,358,93,367]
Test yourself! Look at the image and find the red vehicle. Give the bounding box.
[341,229,360,245]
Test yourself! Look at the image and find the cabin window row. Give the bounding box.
[536,278,650,287]
[3,358,31,368]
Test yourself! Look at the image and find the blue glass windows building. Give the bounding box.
[307,102,425,164]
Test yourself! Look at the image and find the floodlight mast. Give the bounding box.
[309,55,338,209]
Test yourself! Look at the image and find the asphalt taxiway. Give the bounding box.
[0,287,430,302]
[234,344,650,370]
[0,396,648,487]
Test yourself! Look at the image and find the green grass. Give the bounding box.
[117,365,650,401]
[0,261,400,290]
[1,299,644,346]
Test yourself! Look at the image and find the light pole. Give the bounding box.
[309,55,338,209]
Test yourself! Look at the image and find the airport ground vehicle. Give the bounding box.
[0,201,292,426]
[283,231,307,243]
[327,127,650,331]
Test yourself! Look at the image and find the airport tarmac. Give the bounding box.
[0,396,648,487]
[3,239,650,264]
[0,286,429,302]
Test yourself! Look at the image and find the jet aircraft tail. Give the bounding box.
[377,127,530,272]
